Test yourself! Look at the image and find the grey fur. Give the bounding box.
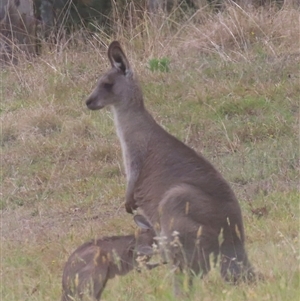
[85,41,256,294]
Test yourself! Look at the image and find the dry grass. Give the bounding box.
[182,3,300,56]
[1,3,299,301]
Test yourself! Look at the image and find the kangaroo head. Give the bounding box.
[86,41,142,111]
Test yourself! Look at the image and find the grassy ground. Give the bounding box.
[1,3,299,301]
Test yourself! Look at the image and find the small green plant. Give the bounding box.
[148,57,170,72]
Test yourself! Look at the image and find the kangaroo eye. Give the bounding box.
[103,83,113,90]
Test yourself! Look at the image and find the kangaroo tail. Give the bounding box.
[220,216,256,283]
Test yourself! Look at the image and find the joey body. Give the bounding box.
[85,41,256,293]
[61,215,157,301]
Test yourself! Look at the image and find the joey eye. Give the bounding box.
[103,83,113,90]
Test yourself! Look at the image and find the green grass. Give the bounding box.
[149,57,170,72]
[1,4,299,301]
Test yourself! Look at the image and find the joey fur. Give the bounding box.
[61,214,157,301]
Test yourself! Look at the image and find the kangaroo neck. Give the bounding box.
[111,103,155,142]
[111,103,156,178]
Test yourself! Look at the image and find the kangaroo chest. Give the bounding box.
[115,123,141,181]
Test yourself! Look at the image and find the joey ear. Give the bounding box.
[134,215,152,230]
[108,41,132,76]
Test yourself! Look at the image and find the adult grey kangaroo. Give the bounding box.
[85,41,255,290]
[61,215,158,301]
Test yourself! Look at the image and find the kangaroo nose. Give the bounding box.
[86,96,103,110]
[85,95,104,111]
[86,96,93,108]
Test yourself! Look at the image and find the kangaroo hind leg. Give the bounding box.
[220,220,255,283]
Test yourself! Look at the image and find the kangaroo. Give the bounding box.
[61,214,158,301]
[85,41,256,293]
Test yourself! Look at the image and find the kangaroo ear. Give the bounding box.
[134,214,152,230]
[108,41,132,76]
